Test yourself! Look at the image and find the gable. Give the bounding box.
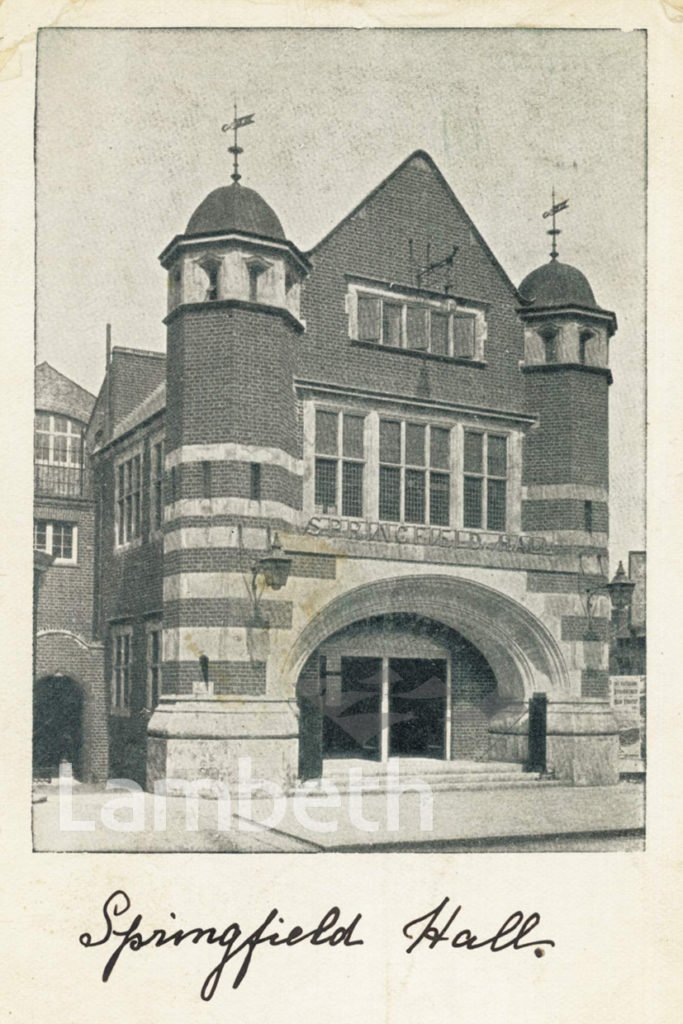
[308,151,518,300]
[299,152,525,413]
[35,362,96,424]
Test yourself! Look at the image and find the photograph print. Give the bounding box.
[32,27,646,853]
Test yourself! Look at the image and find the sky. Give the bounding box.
[35,28,646,563]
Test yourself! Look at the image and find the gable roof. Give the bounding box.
[307,150,519,298]
[35,361,96,424]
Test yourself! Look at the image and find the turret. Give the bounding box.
[517,254,617,550]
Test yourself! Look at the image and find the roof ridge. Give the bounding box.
[112,346,166,359]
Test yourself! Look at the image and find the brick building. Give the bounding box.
[34,362,106,781]
[35,150,625,788]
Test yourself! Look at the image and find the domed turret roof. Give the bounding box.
[518,259,598,310]
[186,182,285,239]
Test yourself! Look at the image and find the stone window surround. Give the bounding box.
[345,276,488,363]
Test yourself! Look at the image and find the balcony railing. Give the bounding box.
[34,463,88,499]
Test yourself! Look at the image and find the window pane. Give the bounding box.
[463,476,483,528]
[487,479,507,531]
[34,436,50,461]
[463,431,483,473]
[404,469,426,523]
[358,295,381,342]
[430,312,449,355]
[406,306,428,350]
[379,465,401,521]
[342,462,363,518]
[454,315,476,357]
[379,420,401,464]
[382,303,402,347]
[342,415,364,458]
[315,410,338,455]
[429,472,450,526]
[34,521,47,550]
[405,423,426,466]
[487,435,507,477]
[53,416,68,433]
[36,413,50,431]
[53,435,68,463]
[430,427,450,469]
[53,523,73,559]
[314,458,337,513]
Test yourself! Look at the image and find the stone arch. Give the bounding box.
[284,574,570,702]
[35,630,107,782]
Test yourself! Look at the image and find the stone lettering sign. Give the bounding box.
[306,516,556,553]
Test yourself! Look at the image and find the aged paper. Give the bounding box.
[0,1,681,1021]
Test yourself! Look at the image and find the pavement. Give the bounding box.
[31,777,644,853]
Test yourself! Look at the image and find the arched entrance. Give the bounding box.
[286,574,570,781]
[297,612,500,778]
[33,675,83,780]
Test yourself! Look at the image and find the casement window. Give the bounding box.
[34,413,84,466]
[463,431,507,530]
[116,451,142,546]
[354,289,482,360]
[150,439,164,533]
[111,627,133,713]
[314,409,365,517]
[378,420,452,525]
[146,623,162,710]
[33,520,78,564]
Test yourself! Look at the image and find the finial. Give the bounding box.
[542,187,569,261]
[221,103,255,184]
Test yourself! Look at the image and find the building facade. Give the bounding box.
[36,150,625,789]
[33,362,106,782]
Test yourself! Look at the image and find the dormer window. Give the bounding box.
[539,325,559,364]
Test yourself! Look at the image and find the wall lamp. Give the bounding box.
[249,534,292,624]
[583,561,636,641]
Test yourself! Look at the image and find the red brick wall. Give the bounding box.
[35,500,96,638]
[165,306,301,458]
[523,369,609,487]
[300,154,525,412]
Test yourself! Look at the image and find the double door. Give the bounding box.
[322,656,448,761]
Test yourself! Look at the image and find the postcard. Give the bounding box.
[0,2,680,1021]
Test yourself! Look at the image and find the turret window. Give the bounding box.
[197,256,221,301]
[579,329,594,365]
[539,325,559,364]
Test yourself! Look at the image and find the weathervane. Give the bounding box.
[542,188,569,260]
[221,103,255,184]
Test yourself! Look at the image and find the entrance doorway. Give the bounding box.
[33,675,83,780]
[322,656,448,762]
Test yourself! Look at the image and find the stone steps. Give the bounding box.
[289,759,560,794]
